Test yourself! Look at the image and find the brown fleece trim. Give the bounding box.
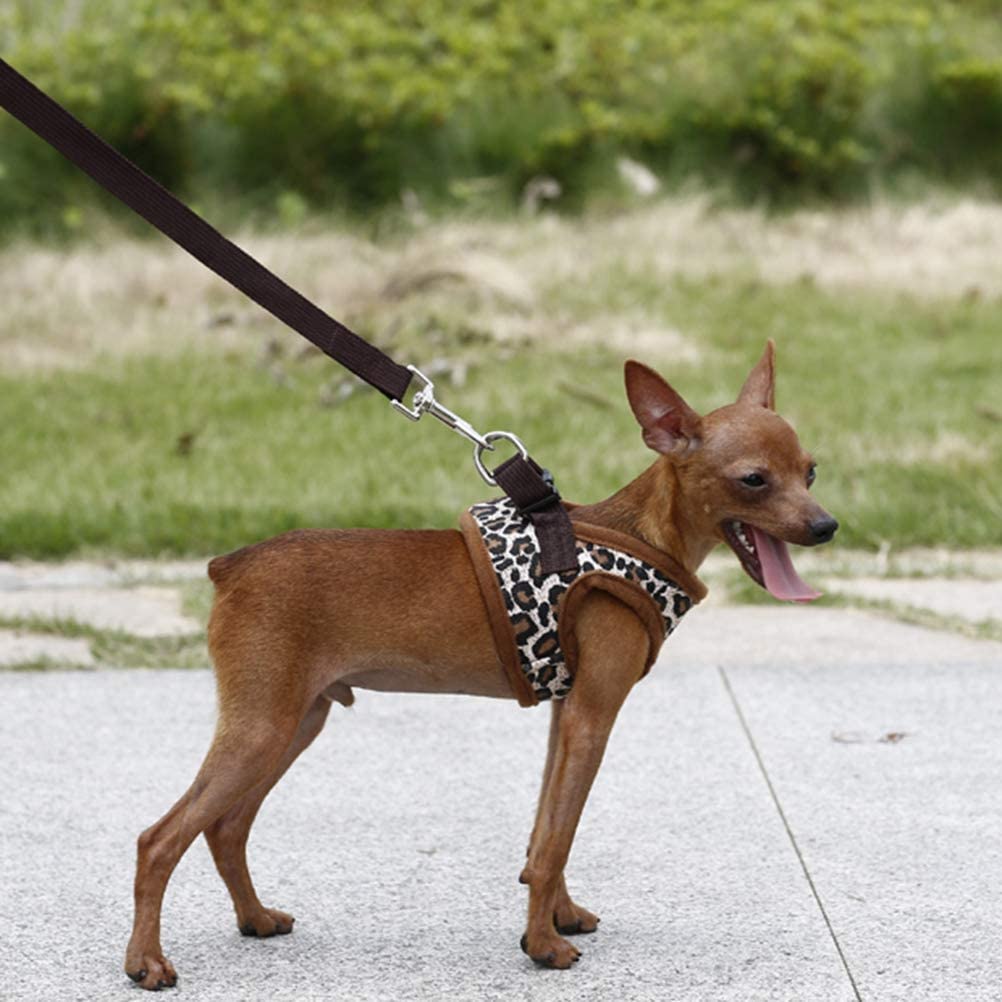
[459,510,537,707]
[570,519,708,603]
[557,572,665,681]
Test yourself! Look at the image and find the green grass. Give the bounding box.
[0,614,207,668]
[5,656,89,673]
[713,565,1002,642]
[2,273,999,558]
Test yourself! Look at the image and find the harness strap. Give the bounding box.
[492,456,578,575]
[0,57,578,574]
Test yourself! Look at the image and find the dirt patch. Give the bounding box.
[0,630,94,668]
[0,586,199,637]
[4,196,1002,371]
[822,577,1002,627]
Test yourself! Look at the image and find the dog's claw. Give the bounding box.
[520,931,581,968]
[124,950,177,990]
[238,907,296,938]
[553,899,600,935]
[555,918,582,935]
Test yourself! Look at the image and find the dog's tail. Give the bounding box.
[207,530,320,587]
[207,546,254,587]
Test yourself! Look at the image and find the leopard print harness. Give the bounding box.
[464,497,695,703]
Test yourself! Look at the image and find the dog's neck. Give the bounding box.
[570,459,718,578]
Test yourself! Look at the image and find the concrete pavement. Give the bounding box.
[2,605,1000,1001]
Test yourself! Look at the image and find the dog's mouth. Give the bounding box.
[722,520,821,603]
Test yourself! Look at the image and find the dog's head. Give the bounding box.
[624,341,837,601]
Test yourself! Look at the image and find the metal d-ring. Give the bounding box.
[473,431,529,485]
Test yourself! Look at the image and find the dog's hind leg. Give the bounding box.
[124,684,311,992]
[203,684,349,937]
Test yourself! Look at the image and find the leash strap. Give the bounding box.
[0,58,579,574]
[0,58,411,401]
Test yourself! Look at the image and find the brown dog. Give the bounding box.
[124,341,836,989]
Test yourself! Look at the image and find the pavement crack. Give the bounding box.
[718,664,863,1002]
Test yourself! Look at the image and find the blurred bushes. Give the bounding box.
[2,0,1002,237]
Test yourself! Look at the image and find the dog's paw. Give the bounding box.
[238,906,295,938]
[520,931,581,969]
[124,950,178,991]
[554,899,600,936]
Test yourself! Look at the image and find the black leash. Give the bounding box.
[0,58,578,574]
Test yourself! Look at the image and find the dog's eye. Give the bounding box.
[807,465,817,487]
[741,473,767,488]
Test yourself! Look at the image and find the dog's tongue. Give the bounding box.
[750,526,821,603]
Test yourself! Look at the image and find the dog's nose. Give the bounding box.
[809,515,839,543]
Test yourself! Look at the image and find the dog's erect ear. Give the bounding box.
[736,339,776,410]
[624,360,702,454]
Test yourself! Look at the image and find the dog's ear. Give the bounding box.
[736,339,776,410]
[624,360,702,454]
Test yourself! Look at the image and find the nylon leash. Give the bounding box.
[0,58,578,574]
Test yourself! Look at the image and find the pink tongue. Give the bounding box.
[750,526,821,603]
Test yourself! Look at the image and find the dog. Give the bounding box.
[124,340,837,989]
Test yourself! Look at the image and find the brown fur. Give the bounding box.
[124,343,835,988]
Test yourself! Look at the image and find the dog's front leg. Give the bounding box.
[519,591,649,968]
[528,702,601,937]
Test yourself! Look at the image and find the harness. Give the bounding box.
[460,498,706,706]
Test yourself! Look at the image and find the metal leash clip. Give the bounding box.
[391,365,528,485]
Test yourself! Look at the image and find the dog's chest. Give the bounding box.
[464,498,694,703]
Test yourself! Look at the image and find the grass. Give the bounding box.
[0,613,207,668]
[814,592,1002,645]
[1,199,1000,559]
[712,566,1002,643]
